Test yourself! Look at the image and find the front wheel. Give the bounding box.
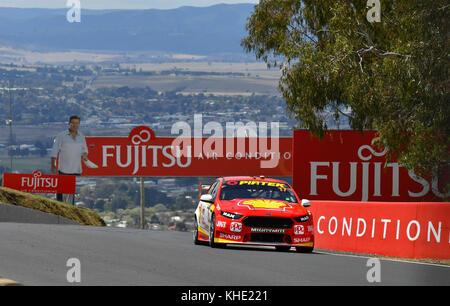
[275,246,291,252]
[193,218,201,245]
[209,214,218,248]
[295,246,314,253]
[209,214,226,248]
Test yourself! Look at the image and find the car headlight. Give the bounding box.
[220,211,243,220]
[294,215,310,222]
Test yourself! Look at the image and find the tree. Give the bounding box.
[242,0,449,178]
[150,214,160,224]
[94,199,105,211]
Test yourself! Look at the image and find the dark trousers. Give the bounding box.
[56,171,80,204]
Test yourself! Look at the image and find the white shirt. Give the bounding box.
[50,130,88,174]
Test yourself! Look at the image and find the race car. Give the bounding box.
[193,176,314,252]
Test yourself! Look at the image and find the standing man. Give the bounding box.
[50,115,88,203]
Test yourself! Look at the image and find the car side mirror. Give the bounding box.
[200,194,214,203]
[301,199,311,208]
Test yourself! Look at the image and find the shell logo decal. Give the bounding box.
[238,199,291,210]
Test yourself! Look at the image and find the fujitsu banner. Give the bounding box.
[83,126,292,177]
[2,170,76,194]
[293,130,449,202]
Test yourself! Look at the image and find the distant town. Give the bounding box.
[0,61,300,229]
[0,60,350,230]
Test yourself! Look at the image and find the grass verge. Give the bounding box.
[0,187,105,226]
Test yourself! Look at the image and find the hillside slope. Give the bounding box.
[0,4,255,54]
[0,187,105,226]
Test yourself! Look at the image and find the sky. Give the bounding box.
[0,0,259,10]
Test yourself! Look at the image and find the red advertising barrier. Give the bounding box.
[309,201,450,259]
[293,130,449,202]
[83,126,292,177]
[2,170,76,194]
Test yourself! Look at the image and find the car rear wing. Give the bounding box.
[198,183,211,200]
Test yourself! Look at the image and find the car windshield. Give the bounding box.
[219,180,298,203]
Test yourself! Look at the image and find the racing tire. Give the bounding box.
[295,246,314,253]
[193,218,202,245]
[275,246,291,252]
[209,214,225,248]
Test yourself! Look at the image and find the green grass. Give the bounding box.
[0,187,105,226]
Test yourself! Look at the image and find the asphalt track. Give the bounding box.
[0,222,449,286]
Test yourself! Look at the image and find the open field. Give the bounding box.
[0,47,207,65]
[114,62,282,96]
[120,61,281,79]
[1,47,282,96]
[0,47,120,64]
[92,74,280,96]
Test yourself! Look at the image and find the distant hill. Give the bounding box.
[0,4,256,55]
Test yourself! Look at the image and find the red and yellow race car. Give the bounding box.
[193,176,314,252]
